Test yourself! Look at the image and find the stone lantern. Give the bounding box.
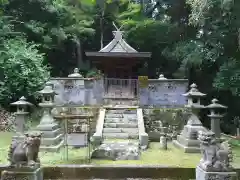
[206,98,227,139]
[11,96,33,136]
[173,83,208,153]
[35,82,63,152]
[184,83,206,106]
[158,74,167,80]
[68,68,83,77]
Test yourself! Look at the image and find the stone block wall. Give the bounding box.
[50,78,103,106]
[139,79,188,108]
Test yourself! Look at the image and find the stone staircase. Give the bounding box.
[103,108,139,140]
[91,107,141,160]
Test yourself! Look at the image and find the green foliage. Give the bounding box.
[214,58,240,95]
[4,0,95,48]
[144,108,189,133]
[0,38,49,104]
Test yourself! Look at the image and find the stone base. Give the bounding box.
[173,139,201,153]
[91,141,140,160]
[196,166,237,180]
[33,123,64,152]
[1,167,43,180]
[40,139,64,152]
[35,123,59,131]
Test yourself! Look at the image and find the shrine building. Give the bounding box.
[85,25,151,79]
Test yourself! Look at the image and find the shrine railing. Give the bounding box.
[103,78,138,99]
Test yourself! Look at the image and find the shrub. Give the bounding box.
[0,38,50,107]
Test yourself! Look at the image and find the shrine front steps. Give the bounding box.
[102,108,139,140]
[103,133,138,139]
[104,122,138,128]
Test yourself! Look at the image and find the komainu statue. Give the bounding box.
[198,131,233,172]
[8,132,42,167]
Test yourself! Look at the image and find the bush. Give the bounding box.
[0,38,50,107]
[0,107,15,131]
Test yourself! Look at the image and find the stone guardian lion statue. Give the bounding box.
[198,131,233,172]
[8,132,42,167]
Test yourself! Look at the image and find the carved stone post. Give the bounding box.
[206,98,227,140]
[160,134,167,150]
[11,96,33,138]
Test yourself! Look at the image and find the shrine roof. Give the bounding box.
[86,24,151,58]
[99,30,137,53]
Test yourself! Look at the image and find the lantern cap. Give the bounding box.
[11,96,33,106]
[38,84,57,95]
[68,68,83,77]
[45,81,53,86]
[158,74,167,80]
[182,83,206,97]
[205,98,227,109]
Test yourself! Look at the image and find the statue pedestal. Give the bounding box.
[1,166,43,180]
[196,166,237,180]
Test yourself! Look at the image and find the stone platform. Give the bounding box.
[91,140,140,160]
[1,166,43,180]
[196,166,237,180]
[173,135,201,153]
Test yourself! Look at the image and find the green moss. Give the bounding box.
[0,132,239,168]
[91,143,201,167]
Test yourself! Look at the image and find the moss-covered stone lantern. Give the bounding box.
[206,98,227,139]
[10,96,33,136]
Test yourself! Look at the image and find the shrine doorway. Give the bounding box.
[103,78,138,99]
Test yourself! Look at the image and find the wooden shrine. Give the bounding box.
[85,23,151,79]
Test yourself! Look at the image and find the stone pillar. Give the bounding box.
[196,131,237,180]
[173,83,207,153]
[10,96,33,139]
[160,134,167,150]
[35,82,63,152]
[206,98,227,140]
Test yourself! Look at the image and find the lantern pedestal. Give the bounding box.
[173,106,208,153]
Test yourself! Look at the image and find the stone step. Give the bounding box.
[105,116,137,121]
[103,128,138,134]
[105,114,124,118]
[103,133,138,139]
[107,110,136,114]
[104,123,138,128]
[104,118,127,123]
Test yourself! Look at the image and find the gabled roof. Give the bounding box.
[99,30,138,53]
[85,22,151,58]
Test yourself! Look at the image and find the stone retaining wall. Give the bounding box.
[0,165,239,179]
